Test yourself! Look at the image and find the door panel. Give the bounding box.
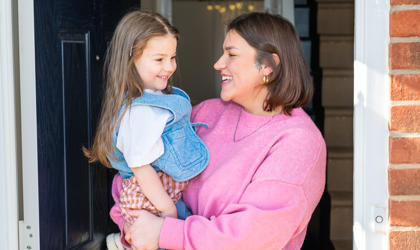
[61,31,92,248]
[34,1,139,249]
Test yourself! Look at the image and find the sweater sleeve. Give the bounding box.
[109,173,131,248]
[191,99,223,123]
[191,100,209,122]
[159,132,326,250]
[159,181,307,250]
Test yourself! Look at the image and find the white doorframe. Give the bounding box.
[17,0,40,249]
[0,0,20,249]
[354,0,390,249]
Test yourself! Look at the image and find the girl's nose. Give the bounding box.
[165,59,177,72]
[213,55,225,70]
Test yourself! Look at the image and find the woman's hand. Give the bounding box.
[123,221,132,237]
[125,210,164,250]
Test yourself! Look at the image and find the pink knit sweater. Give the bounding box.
[110,99,326,250]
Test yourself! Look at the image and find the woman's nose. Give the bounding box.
[213,55,225,70]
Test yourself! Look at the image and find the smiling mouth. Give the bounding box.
[158,75,170,80]
[222,75,232,82]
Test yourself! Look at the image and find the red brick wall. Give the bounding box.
[389,1,420,249]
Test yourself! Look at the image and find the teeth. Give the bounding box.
[222,76,232,81]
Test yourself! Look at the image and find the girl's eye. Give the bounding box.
[171,56,176,60]
[228,54,236,57]
[155,58,163,62]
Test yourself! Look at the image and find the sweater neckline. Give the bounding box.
[232,103,301,142]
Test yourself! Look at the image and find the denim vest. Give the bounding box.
[108,87,209,182]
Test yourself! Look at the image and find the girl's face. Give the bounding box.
[135,34,177,91]
[214,30,269,111]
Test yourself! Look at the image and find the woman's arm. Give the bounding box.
[157,180,309,250]
[109,174,130,247]
[127,136,326,250]
[132,164,177,218]
[126,179,310,250]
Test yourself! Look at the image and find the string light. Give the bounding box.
[206,2,257,14]
[206,1,260,24]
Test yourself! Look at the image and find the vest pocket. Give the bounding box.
[158,121,208,181]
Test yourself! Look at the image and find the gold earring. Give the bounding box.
[263,75,269,84]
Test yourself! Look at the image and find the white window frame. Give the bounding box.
[17,0,40,249]
[0,0,20,248]
[264,0,295,24]
[1,0,39,247]
[353,0,390,249]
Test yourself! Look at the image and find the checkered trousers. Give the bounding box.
[119,171,188,224]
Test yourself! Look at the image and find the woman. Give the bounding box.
[111,12,326,250]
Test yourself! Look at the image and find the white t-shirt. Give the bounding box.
[116,90,172,168]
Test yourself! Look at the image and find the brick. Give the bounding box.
[390,231,420,250]
[389,43,420,69]
[389,169,420,195]
[389,200,420,226]
[389,137,420,164]
[391,0,420,5]
[391,10,420,37]
[391,75,420,101]
[390,105,420,132]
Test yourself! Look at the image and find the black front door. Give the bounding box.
[34,0,138,249]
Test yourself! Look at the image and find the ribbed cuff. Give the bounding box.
[158,217,185,250]
[120,232,131,248]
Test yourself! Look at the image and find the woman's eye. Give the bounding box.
[171,56,176,60]
[155,58,163,62]
[228,54,236,57]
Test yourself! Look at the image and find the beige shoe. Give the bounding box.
[106,233,129,250]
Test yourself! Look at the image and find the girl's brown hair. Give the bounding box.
[84,10,179,167]
[227,12,313,115]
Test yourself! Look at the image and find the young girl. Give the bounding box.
[83,10,209,247]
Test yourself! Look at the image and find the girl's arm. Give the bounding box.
[108,168,177,248]
[132,164,177,218]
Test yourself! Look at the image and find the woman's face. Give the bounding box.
[214,30,268,109]
[134,34,177,91]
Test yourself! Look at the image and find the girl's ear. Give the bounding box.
[263,53,280,75]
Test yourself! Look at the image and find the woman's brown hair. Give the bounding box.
[227,12,313,115]
[84,10,179,167]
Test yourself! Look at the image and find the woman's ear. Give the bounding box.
[262,53,280,75]
[272,53,280,66]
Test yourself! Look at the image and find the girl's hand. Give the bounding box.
[160,204,177,218]
[125,210,164,250]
